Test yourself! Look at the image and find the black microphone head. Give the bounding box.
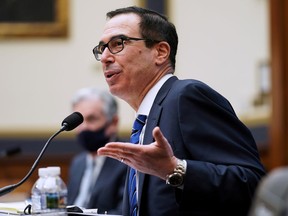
[6,146,21,156]
[61,112,83,131]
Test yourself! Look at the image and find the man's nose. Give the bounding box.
[100,47,113,63]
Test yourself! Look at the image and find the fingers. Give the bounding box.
[97,142,143,169]
[97,142,123,161]
[97,142,139,161]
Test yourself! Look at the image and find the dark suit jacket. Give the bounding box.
[122,76,266,216]
[68,152,127,214]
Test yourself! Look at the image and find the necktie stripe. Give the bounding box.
[128,114,147,216]
[132,207,138,215]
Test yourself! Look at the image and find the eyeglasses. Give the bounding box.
[92,35,156,61]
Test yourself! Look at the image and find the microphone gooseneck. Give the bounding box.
[0,112,83,197]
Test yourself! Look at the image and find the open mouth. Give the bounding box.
[105,71,120,79]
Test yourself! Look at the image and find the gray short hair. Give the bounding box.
[71,87,118,122]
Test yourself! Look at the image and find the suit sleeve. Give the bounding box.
[173,81,266,213]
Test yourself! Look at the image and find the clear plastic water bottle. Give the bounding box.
[31,167,49,213]
[43,166,68,214]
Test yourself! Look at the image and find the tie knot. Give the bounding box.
[132,114,147,131]
[130,114,147,144]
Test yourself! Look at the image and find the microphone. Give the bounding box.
[61,111,84,131]
[248,167,288,216]
[0,112,83,197]
[0,146,21,158]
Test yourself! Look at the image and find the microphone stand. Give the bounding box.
[0,126,66,197]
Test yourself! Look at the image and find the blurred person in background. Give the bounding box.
[67,87,127,215]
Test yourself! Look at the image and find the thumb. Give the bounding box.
[152,126,176,163]
[153,127,164,142]
[153,127,170,149]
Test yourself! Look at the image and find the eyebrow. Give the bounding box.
[98,34,127,46]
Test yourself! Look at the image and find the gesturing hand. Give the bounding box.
[97,127,177,180]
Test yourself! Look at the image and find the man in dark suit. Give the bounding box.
[67,87,127,214]
[94,6,266,216]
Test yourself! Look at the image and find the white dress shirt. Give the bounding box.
[135,74,173,202]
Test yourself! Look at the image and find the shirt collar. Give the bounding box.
[137,74,173,116]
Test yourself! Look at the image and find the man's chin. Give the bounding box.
[109,87,128,101]
[108,85,121,96]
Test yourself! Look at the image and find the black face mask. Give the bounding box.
[77,126,110,152]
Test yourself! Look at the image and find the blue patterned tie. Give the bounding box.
[129,114,147,216]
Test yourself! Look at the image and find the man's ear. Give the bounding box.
[155,41,170,65]
[111,115,119,126]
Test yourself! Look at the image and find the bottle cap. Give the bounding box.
[38,167,49,177]
[46,166,61,176]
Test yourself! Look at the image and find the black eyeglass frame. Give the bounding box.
[92,35,158,61]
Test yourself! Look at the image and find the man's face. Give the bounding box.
[73,98,107,133]
[98,13,157,106]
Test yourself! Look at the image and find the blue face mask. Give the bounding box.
[77,126,110,152]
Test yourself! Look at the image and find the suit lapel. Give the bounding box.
[138,76,178,206]
[143,76,178,144]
